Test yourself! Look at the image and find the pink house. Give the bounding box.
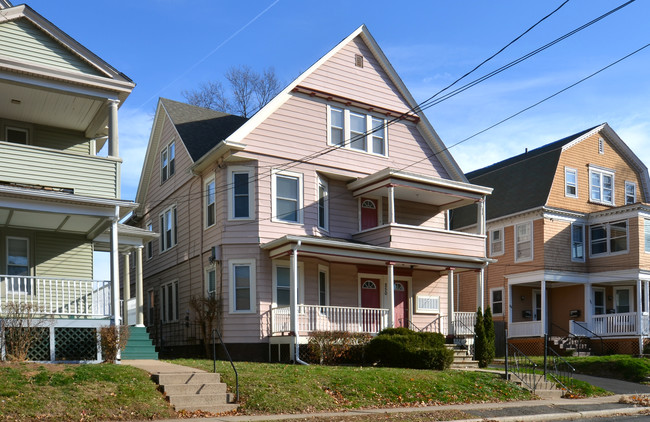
[130,25,492,360]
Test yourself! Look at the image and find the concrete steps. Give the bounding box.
[152,372,238,414]
[446,344,479,369]
[509,373,564,399]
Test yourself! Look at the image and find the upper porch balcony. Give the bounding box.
[0,141,119,199]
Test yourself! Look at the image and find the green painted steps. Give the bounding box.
[122,326,158,360]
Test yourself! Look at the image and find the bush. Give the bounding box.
[365,328,452,370]
[483,306,495,366]
[474,308,486,367]
[100,325,130,363]
[305,331,371,365]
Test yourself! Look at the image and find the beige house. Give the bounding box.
[453,124,650,355]
[131,26,492,361]
[0,2,153,362]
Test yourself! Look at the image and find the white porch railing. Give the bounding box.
[453,312,476,335]
[272,305,390,334]
[0,275,111,317]
[508,321,543,338]
[570,312,645,337]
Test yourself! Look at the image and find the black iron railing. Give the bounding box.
[213,328,238,403]
[506,340,540,394]
[544,337,575,394]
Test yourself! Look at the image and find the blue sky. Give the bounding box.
[24,0,650,202]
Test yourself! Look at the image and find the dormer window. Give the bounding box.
[328,105,387,156]
[589,166,614,205]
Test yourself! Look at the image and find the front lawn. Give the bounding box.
[529,354,650,383]
[171,359,532,415]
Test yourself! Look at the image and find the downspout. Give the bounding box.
[291,241,309,365]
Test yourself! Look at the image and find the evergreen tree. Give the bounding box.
[484,306,495,366]
[474,307,486,367]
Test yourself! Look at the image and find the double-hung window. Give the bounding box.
[515,222,533,262]
[206,268,217,298]
[272,261,304,307]
[317,177,329,231]
[589,167,614,205]
[490,228,504,256]
[160,280,178,322]
[230,259,256,313]
[625,181,636,205]
[565,167,578,197]
[7,237,29,293]
[318,265,329,308]
[490,288,504,315]
[159,206,177,252]
[273,171,303,223]
[205,177,216,227]
[145,221,153,260]
[161,141,175,183]
[590,220,628,257]
[327,105,387,156]
[571,223,585,262]
[229,167,253,220]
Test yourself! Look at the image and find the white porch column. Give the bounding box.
[645,281,650,315]
[135,245,144,327]
[476,197,486,236]
[110,207,120,327]
[541,279,547,336]
[387,262,395,328]
[477,268,485,312]
[447,268,455,335]
[508,283,513,328]
[387,185,396,224]
[108,99,120,157]
[584,283,592,334]
[290,246,299,335]
[122,252,131,326]
[637,279,643,335]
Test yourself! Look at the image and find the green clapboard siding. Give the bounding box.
[35,233,92,279]
[34,126,91,155]
[0,18,102,76]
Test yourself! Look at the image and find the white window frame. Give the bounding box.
[205,267,217,298]
[145,220,153,260]
[490,287,504,316]
[571,223,585,262]
[272,260,305,307]
[589,220,628,257]
[5,126,29,144]
[317,176,329,231]
[229,259,256,314]
[415,295,440,314]
[228,166,254,220]
[318,265,330,308]
[326,104,388,156]
[160,280,179,322]
[589,166,615,205]
[161,140,175,183]
[205,176,216,228]
[625,181,636,205]
[159,205,177,253]
[565,167,578,198]
[272,170,303,224]
[514,221,533,263]
[489,228,504,256]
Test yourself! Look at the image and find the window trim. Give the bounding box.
[272,169,303,224]
[159,205,177,253]
[317,176,329,231]
[589,166,615,205]
[514,221,533,263]
[229,259,256,314]
[326,104,388,157]
[161,140,176,183]
[490,287,504,316]
[272,260,305,307]
[228,166,254,221]
[571,223,585,262]
[489,228,504,257]
[205,175,216,228]
[625,181,636,205]
[160,279,179,323]
[565,167,578,198]
[589,219,629,258]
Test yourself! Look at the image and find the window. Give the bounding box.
[273,171,302,223]
[205,177,216,227]
[490,228,504,256]
[565,167,578,198]
[229,167,253,220]
[589,167,614,205]
[5,127,28,144]
[593,288,605,315]
[159,206,177,252]
[515,222,533,262]
[161,141,175,183]
[645,219,650,253]
[625,181,636,205]
[319,265,330,308]
[571,223,585,262]
[272,261,304,307]
[490,288,504,315]
[160,280,178,322]
[229,259,256,313]
[415,295,440,313]
[7,237,29,293]
[327,105,387,156]
[614,287,632,313]
[206,268,217,298]
[590,220,628,256]
[318,177,329,231]
[145,221,153,260]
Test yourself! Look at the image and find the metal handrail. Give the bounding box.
[408,321,422,332]
[549,322,589,356]
[545,343,575,394]
[506,342,540,394]
[212,328,239,403]
[572,321,605,355]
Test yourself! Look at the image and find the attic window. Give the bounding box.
[354,54,364,68]
[598,138,604,154]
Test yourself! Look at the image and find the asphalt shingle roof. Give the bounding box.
[160,98,248,162]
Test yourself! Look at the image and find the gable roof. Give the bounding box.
[160,98,248,161]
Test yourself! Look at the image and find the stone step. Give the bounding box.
[154,372,221,385]
[162,383,228,395]
[177,403,239,413]
[168,393,232,407]
[121,352,159,360]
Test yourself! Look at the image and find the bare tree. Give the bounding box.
[182,65,281,118]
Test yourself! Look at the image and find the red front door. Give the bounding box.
[361,278,380,332]
[394,282,408,327]
[360,198,378,230]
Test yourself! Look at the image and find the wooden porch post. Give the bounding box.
[477,268,485,312]
[135,246,144,327]
[290,247,299,335]
[110,208,121,327]
[541,279,547,336]
[387,262,395,328]
[476,197,485,236]
[387,185,396,224]
[122,252,130,326]
[637,279,643,354]
[447,268,455,335]
[108,99,119,157]
[584,283,592,333]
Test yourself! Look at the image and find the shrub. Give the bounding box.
[1,302,50,362]
[306,331,371,365]
[99,325,130,363]
[365,328,452,370]
[474,307,486,367]
[483,306,495,366]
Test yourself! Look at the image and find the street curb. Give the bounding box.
[485,406,649,421]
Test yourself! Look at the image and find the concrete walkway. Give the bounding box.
[123,359,207,374]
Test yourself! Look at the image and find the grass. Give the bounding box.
[529,355,650,383]
[171,359,533,415]
[0,362,175,422]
